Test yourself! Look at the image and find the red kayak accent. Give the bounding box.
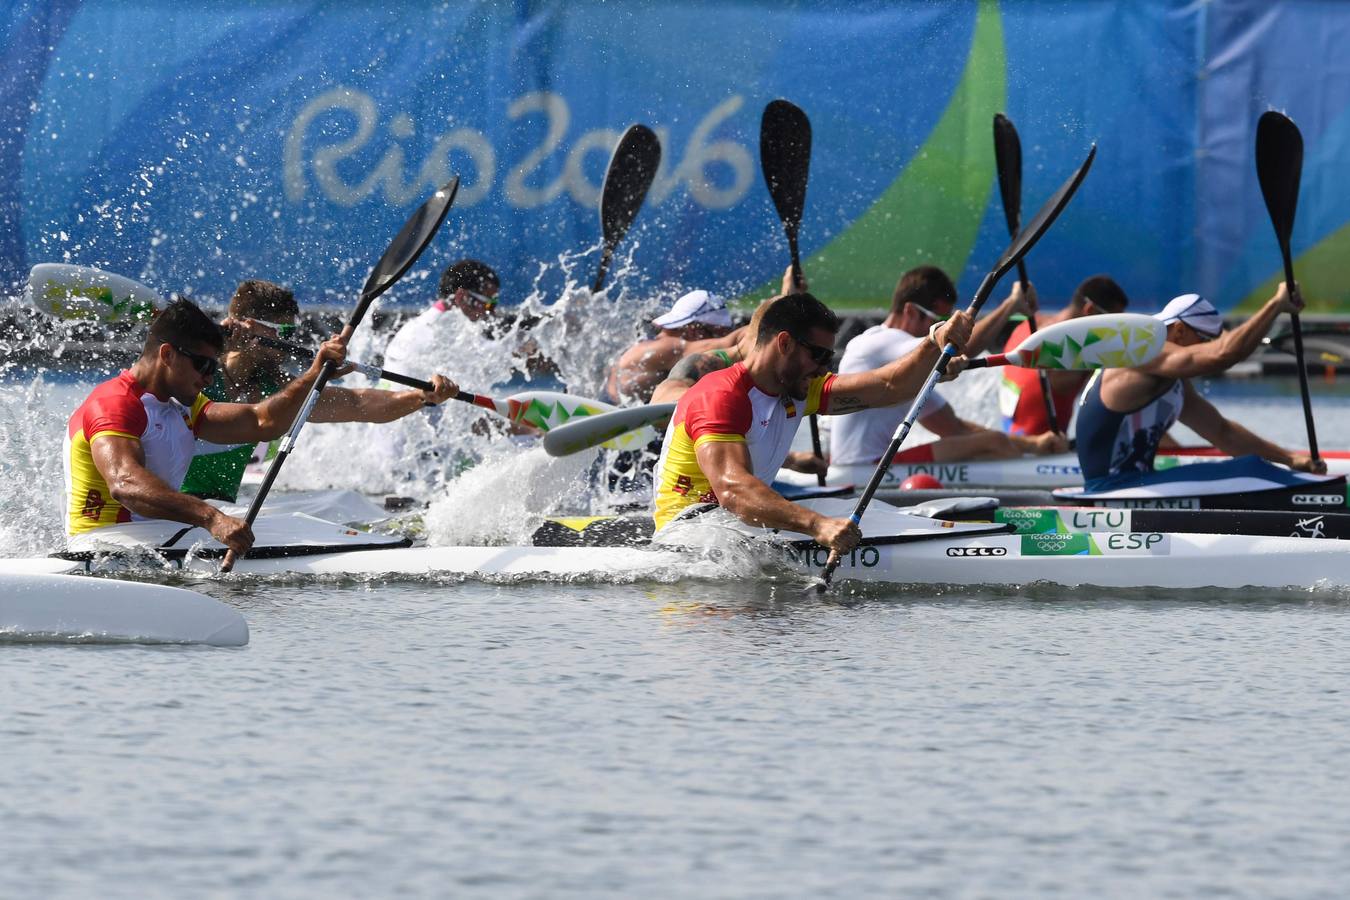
[1166,446,1350,460]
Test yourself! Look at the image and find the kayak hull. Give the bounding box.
[0,573,248,646]
[19,532,1347,591]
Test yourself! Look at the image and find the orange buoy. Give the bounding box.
[900,473,943,490]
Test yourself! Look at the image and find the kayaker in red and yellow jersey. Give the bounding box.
[64,298,350,554]
[999,274,1129,435]
[652,292,972,552]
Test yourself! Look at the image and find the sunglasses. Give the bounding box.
[793,334,835,367]
[911,301,950,323]
[250,317,297,338]
[465,289,498,309]
[172,344,221,379]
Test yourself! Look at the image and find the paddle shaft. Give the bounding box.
[1281,252,1320,461]
[818,271,997,587]
[222,178,459,572]
[1257,111,1319,463]
[761,99,824,484]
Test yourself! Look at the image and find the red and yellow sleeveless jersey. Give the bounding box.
[653,362,834,530]
[63,370,211,535]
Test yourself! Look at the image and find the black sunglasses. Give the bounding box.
[172,344,221,379]
[793,334,835,366]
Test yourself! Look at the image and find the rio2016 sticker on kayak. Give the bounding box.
[1019,533,1170,557]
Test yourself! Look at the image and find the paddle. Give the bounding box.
[815,145,1096,591]
[760,98,826,483]
[25,263,161,323]
[965,312,1165,369]
[543,402,676,456]
[221,177,460,572]
[994,113,1061,435]
[237,329,612,434]
[1255,110,1319,464]
[592,124,661,293]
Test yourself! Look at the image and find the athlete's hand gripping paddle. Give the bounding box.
[815,145,1097,592]
[1256,110,1319,465]
[994,113,1060,434]
[761,98,827,483]
[221,178,460,572]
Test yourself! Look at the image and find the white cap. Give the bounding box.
[652,290,733,330]
[1154,293,1222,338]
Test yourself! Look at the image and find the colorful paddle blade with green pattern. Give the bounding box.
[968,313,1165,370]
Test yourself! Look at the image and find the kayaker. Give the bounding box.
[64,298,351,555]
[1075,284,1326,490]
[650,287,827,477]
[998,274,1130,435]
[382,259,505,379]
[181,280,457,502]
[827,266,1068,472]
[651,291,973,552]
[601,289,741,405]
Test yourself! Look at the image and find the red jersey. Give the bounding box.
[998,319,1080,436]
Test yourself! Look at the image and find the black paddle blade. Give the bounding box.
[1256,110,1303,250]
[359,177,460,311]
[993,144,1096,283]
[992,112,1023,237]
[600,124,662,251]
[760,99,812,236]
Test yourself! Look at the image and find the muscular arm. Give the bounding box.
[1141,295,1285,381]
[826,340,943,414]
[311,375,455,424]
[684,326,744,355]
[197,337,347,444]
[696,439,830,534]
[92,435,226,529]
[1176,381,1296,466]
[825,313,972,414]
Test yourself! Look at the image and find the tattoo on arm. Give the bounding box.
[827,393,867,414]
[668,350,730,384]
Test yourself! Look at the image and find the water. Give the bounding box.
[6,359,1350,895]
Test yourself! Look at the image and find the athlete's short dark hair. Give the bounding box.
[1072,275,1129,313]
[146,298,225,354]
[755,292,839,346]
[438,259,499,298]
[891,265,958,315]
[229,280,299,321]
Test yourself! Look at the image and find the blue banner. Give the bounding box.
[2,1,1349,312]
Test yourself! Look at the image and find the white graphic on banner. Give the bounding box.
[284,87,754,210]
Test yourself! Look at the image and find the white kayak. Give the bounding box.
[817,449,1350,491]
[9,500,1348,591]
[0,573,248,646]
[17,531,1350,590]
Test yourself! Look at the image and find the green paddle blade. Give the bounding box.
[1017,313,1165,369]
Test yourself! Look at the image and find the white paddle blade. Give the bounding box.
[1012,313,1165,369]
[26,263,161,323]
[543,403,676,456]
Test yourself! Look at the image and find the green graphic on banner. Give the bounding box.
[743,0,1006,309]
